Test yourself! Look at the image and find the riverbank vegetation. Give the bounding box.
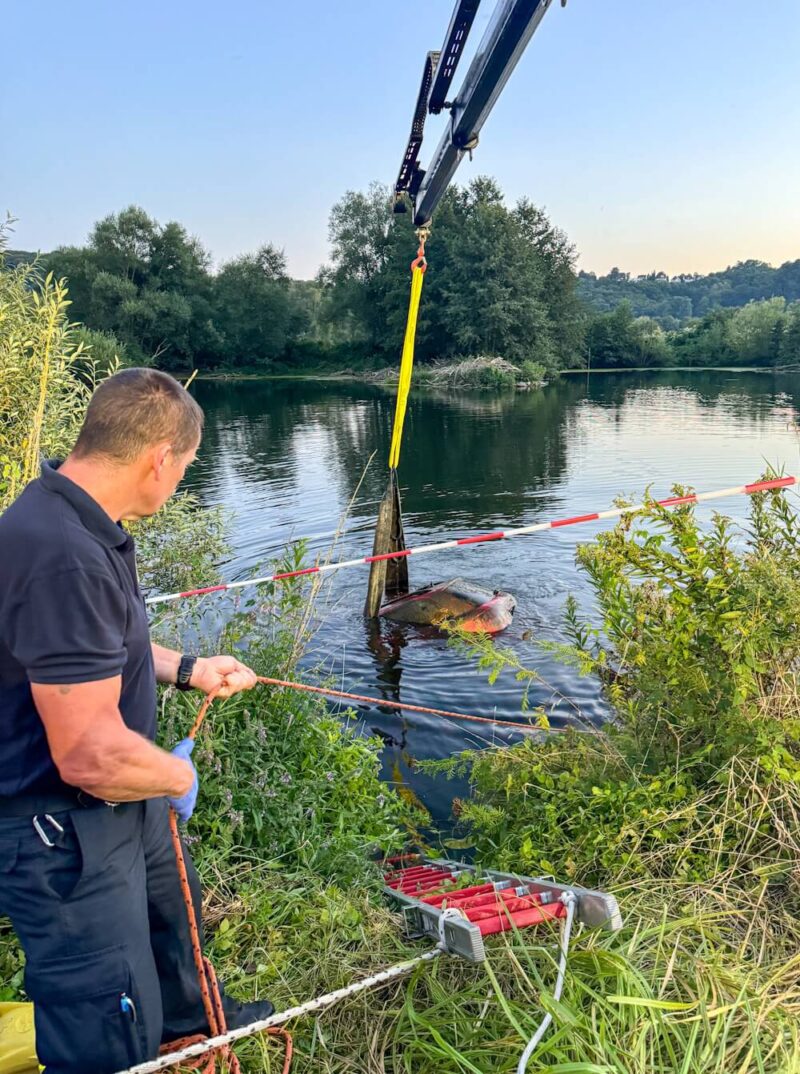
[157,480,800,1074]
[9,179,799,378]
[436,480,800,1070]
[366,355,546,391]
[5,229,800,1072]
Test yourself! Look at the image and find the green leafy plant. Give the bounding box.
[519,359,547,383]
[434,481,800,890]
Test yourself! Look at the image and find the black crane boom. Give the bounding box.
[394,0,557,226]
[394,0,482,209]
[428,0,482,114]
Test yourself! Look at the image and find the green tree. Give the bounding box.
[631,316,670,366]
[149,221,210,293]
[72,327,128,370]
[89,205,158,285]
[726,297,787,366]
[213,245,293,367]
[41,245,98,323]
[322,182,407,355]
[45,207,215,369]
[434,178,552,363]
[778,302,800,365]
[88,271,138,335]
[514,198,583,368]
[669,308,735,366]
[323,177,580,371]
[585,301,638,368]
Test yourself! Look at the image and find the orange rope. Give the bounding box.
[256,675,553,733]
[165,684,291,1074]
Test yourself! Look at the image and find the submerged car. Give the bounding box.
[380,578,515,634]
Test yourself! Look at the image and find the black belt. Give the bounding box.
[0,790,114,818]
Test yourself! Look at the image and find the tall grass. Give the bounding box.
[410,484,800,1073]
[196,862,800,1073]
[0,224,95,509]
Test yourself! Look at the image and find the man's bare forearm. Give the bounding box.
[33,678,194,803]
[152,642,182,685]
[58,723,194,802]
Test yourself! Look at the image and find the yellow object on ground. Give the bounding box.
[388,261,425,470]
[0,1003,38,1074]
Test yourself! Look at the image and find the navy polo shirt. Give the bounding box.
[0,461,156,797]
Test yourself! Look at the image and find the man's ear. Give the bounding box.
[152,442,172,478]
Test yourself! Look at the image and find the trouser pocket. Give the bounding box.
[24,945,148,1074]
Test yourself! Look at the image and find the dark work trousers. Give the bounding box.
[0,797,210,1074]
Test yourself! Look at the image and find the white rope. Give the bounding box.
[516,891,577,1074]
[112,947,442,1074]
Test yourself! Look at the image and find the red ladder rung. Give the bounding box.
[421,883,496,907]
[391,870,455,887]
[383,855,421,867]
[387,865,445,882]
[465,894,541,920]
[439,889,545,914]
[396,875,456,894]
[386,872,447,889]
[472,901,565,936]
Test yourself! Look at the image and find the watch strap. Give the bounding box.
[176,654,197,691]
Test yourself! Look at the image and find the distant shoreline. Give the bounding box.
[193,364,800,384]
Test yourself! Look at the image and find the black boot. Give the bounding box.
[221,995,275,1030]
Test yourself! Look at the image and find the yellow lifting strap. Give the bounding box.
[387,231,428,471]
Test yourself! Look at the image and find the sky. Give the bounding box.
[2,0,799,279]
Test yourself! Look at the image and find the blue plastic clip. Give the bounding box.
[120,993,137,1022]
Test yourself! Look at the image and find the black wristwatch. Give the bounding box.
[176,654,198,691]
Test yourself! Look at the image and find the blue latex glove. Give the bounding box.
[168,738,199,823]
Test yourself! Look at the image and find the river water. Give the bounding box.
[185,371,800,822]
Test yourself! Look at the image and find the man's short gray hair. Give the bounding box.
[72,368,204,462]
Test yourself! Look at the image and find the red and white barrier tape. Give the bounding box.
[145,476,796,607]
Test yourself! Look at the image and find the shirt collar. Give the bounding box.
[40,460,130,549]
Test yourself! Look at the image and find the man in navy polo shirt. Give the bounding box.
[0,369,272,1073]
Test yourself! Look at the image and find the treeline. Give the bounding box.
[579,260,800,328]
[586,297,800,369]
[20,179,581,374]
[320,178,582,372]
[6,181,800,373]
[31,208,317,371]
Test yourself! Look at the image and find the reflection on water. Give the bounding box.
[186,371,800,821]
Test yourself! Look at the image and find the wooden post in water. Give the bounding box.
[385,472,409,600]
[365,471,409,617]
[365,484,394,617]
